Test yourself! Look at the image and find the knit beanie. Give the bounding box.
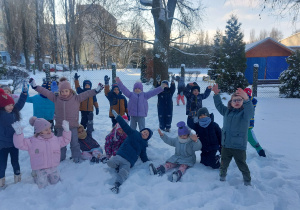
[162,80,169,87]
[83,80,92,90]
[133,81,143,91]
[29,116,51,134]
[140,128,153,141]
[177,121,190,136]
[58,77,71,91]
[0,88,15,108]
[244,88,252,96]
[111,83,119,91]
[197,107,209,118]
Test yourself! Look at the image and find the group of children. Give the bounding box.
[0,73,266,193]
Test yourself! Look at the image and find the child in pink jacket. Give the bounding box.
[12,117,71,189]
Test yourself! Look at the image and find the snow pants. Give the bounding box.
[0,147,20,179]
[200,150,220,169]
[36,166,60,189]
[81,148,104,160]
[130,116,145,131]
[57,127,81,161]
[107,155,131,185]
[176,94,185,105]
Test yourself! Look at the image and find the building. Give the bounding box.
[279,32,300,51]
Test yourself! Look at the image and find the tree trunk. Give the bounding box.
[65,0,72,71]
[51,0,59,65]
[35,0,42,71]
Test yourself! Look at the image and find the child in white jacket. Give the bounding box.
[12,117,71,188]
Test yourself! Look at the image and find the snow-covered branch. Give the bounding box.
[168,17,190,28]
[140,0,153,7]
[170,45,208,56]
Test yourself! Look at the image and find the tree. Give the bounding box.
[215,15,249,94]
[269,27,283,41]
[208,29,223,71]
[279,50,300,98]
[0,56,8,79]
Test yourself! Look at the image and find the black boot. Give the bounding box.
[172,170,182,182]
[111,182,121,194]
[149,163,158,175]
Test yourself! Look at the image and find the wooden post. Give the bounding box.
[253,64,259,97]
[181,64,185,78]
[112,63,116,83]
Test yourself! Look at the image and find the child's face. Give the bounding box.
[192,89,199,96]
[78,127,84,135]
[4,89,11,95]
[141,130,149,140]
[113,87,119,95]
[40,127,51,136]
[4,104,14,113]
[60,89,71,98]
[134,88,141,94]
[179,134,189,139]
[84,84,91,89]
[199,114,207,119]
[231,96,243,109]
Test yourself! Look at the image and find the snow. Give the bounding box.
[1,68,300,209]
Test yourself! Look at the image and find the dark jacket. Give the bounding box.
[177,77,185,95]
[156,82,175,115]
[0,92,27,149]
[104,85,128,118]
[78,122,100,152]
[115,115,149,167]
[75,80,99,112]
[183,84,211,116]
[194,113,222,152]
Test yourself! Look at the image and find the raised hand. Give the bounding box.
[212,84,220,95]
[236,88,248,100]
[29,78,37,89]
[22,81,29,93]
[11,121,24,135]
[74,73,80,80]
[96,83,104,93]
[171,74,176,82]
[104,75,110,85]
[62,120,70,132]
[157,128,164,136]
[190,132,198,142]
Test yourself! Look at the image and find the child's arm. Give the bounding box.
[144,86,164,99]
[58,120,72,147]
[26,94,34,103]
[35,86,56,102]
[14,91,27,111]
[115,77,132,98]
[139,148,149,163]
[170,81,176,95]
[104,84,111,98]
[236,88,254,120]
[183,83,192,98]
[74,79,84,94]
[13,133,31,151]
[77,89,97,102]
[212,84,227,116]
[159,130,176,147]
[190,132,202,151]
[201,86,212,99]
[113,110,134,136]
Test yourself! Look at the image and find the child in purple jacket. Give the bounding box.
[115,77,164,131]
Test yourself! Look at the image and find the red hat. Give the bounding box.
[0,88,15,108]
[244,88,252,96]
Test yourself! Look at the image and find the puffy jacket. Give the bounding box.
[117,81,163,117]
[26,94,55,121]
[156,82,175,115]
[0,92,27,149]
[213,94,254,150]
[35,86,97,128]
[104,85,128,117]
[104,126,127,158]
[75,80,99,112]
[78,122,101,152]
[177,77,185,95]
[13,131,71,170]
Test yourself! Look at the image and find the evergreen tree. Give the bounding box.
[279,50,300,98]
[0,56,7,79]
[215,15,249,94]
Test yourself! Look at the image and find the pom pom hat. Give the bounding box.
[133,81,143,91]
[29,116,51,134]
[0,88,15,108]
[177,121,190,136]
[58,77,72,91]
[244,88,252,96]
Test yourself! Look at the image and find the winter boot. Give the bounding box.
[149,163,158,175]
[100,156,109,164]
[244,181,252,186]
[14,174,21,183]
[90,157,100,164]
[149,164,165,176]
[165,129,170,132]
[31,171,37,183]
[0,177,5,188]
[171,170,182,182]
[220,176,226,181]
[110,182,121,194]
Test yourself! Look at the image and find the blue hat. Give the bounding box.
[140,128,153,141]
[83,80,92,90]
[162,80,169,87]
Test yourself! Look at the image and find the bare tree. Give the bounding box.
[249,28,256,43]
[269,27,283,41]
[259,29,268,40]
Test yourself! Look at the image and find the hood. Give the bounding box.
[140,128,153,141]
[83,80,92,90]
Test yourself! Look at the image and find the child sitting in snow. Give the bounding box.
[149,121,202,182]
[78,113,108,164]
[104,115,128,159]
[107,110,153,194]
[12,117,71,189]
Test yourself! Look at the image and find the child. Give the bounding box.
[115,77,164,131]
[26,81,55,130]
[104,115,128,159]
[156,79,175,132]
[78,113,108,163]
[0,85,28,188]
[12,117,71,189]
[104,75,129,127]
[183,82,212,129]
[244,88,266,157]
[107,110,153,194]
[193,107,222,169]
[74,73,99,129]
[176,77,185,106]
[149,121,202,182]
[2,85,19,103]
[212,84,254,186]
[29,77,104,163]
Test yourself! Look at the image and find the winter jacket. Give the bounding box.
[104,85,128,118]
[156,82,175,115]
[160,134,202,167]
[213,94,254,150]
[115,115,149,167]
[78,122,101,152]
[75,80,99,112]
[177,77,185,95]
[183,84,211,116]
[13,131,71,170]
[104,125,127,158]
[248,95,257,128]
[26,94,55,121]
[117,81,163,117]
[35,86,97,128]
[193,113,222,152]
[0,92,27,149]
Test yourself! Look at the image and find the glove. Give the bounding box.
[104,75,110,85]
[62,120,69,132]
[51,81,59,96]
[100,156,109,164]
[258,149,266,157]
[22,81,29,93]
[111,110,118,118]
[29,78,37,89]
[74,73,80,80]
[171,74,176,82]
[96,108,99,115]
[11,121,24,135]
[156,74,161,83]
[96,83,104,93]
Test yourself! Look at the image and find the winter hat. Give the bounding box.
[177,121,190,136]
[191,83,200,92]
[140,128,153,141]
[1,86,12,94]
[162,80,169,87]
[58,77,71,91]
[244,88,252,96]
[78,124,87,139]
[111,83,119,91]
[133,81,143,91]
[115,115,129,131]
[0,88,15,108]
[197,107,209,118]
[83,80,92,90]
[29,116,51,134]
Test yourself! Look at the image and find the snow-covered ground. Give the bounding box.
[1,68,300,210]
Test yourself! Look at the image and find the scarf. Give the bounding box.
[199,117,211,128]
[178,136,192,144]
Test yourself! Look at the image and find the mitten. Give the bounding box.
[104,75,110,85]
[156,74,161,82]
[96,83,104,93]
[11,121,24,135]
[95,108,99,115]
[74,73,80,80]
[51,81,59,96]
[258,149,266,157]
[111,110,118,118]
[62,120,69,132]
[100,156,109,164]
[22,81,29,93]
[29,78,37,89]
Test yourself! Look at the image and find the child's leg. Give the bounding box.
[165,113,172,130]
[9,147,20,176]
[36,169,49,189]
[48,167,60,185]
[81,111,90,129]
[158,113,165,130]
[200,150,220,169]
[69,127,82,162]
[0,148,9,179]
[130,116,138,130]
[137,117,145,131]
[219,148,233,179]
[164,162,178,171]
[248,128,263,152]
[176,94,180,105]
[107,155,120,169]
[81,151,93,160]
[56,128,67,161]
[178,164,188,174]
[180,95,185,105]
[114,156,131,185]
[232,149,251,183]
